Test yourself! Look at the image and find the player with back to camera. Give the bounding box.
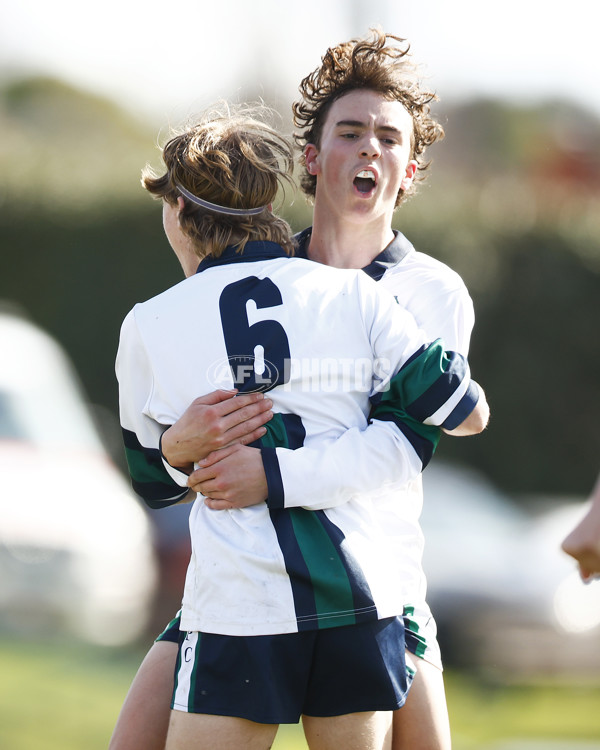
[110,30,489,750]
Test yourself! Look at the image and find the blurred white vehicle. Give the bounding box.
[421,461,600,675]
[0,308,157,646]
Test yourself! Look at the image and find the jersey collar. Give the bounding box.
[196,241,289,274]
[293,227,415,280]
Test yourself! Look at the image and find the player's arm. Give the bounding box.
[192,419,423,511]
[194,321,485,512]
[265,341,483,512]
[159,390,274,472]
[117,307,274,507]
[266,278,489,508]
[393,274,486,437]
[193,375,485,513]
[427,287,488,436]
[116,309,191,509]
[192,278,487,512]
[443,382,489,436]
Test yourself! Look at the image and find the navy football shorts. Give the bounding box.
[170,616,411,724]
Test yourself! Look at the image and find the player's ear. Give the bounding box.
[304,144,321,176]
[400,160,418,192]
[176,196,185,213]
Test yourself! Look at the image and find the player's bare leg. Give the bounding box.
[391,652,451,750]
[165,711,278,750]
[108,640,177,750]
[302,710,393,750]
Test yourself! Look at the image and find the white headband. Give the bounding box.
[176,182,267,216]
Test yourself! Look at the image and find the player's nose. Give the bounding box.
[358,132,381,158]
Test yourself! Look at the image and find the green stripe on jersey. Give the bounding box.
[260,413,290,449]
[370,343,444,453]
[124,444,173,485]
[387,340,450,408]
[289,509,356,627]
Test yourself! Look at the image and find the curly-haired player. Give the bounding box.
[292,30,443,205]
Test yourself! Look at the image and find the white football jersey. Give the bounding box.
[117,240,478,635]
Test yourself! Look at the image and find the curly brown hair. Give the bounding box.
[142,104,295,258]
[293,29,444,205]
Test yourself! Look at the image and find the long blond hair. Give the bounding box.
[142,104,295,258]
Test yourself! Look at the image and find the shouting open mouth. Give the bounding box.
[353,168,377,195]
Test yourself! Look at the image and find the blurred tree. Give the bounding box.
[436,229,599,494]
[0,76,158,211]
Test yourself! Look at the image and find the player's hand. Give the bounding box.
[562,513,600,583]
[161,390,273,472]
[187,444,268,510]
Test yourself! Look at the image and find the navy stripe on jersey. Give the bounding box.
[388,344,479,431]
[261,413,306,509]
[268,509,318,631]
[277,414,306,451]
[405,350,468,423]
[317,510,377,625]
[269,508,377,631]
[374,413,438,469]
[368,343,431,410]
[369,341,465,467]
[262,448,284,509]
[371,340,471,425]
[259,412,376,630]
[442,380,480,430]
[122,428,188,509]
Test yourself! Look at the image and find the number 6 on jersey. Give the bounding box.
[219,276,291,393]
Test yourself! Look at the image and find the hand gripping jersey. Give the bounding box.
[117,240,478,636]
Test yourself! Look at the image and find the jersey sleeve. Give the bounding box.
[421,284,474,356]
[264,276,480,512]
[264,420,423,510]
[382,254,475,355]
[116,308,189,509]
[359,275,480,433]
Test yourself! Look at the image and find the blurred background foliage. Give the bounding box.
[1,75,598,496]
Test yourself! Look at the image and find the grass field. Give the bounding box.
[1,636,600,749]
